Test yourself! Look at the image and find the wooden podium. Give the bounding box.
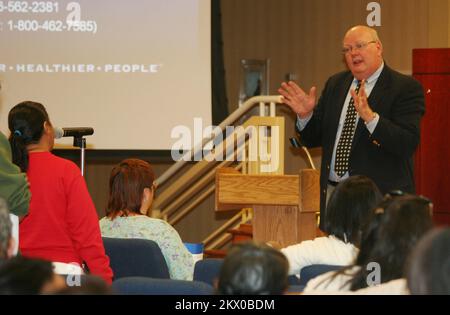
[215,167,319,247]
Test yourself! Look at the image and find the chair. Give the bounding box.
[112,277,214,295]
[102,237,170,280]
[193,258,223,286]
[299,264,343,286]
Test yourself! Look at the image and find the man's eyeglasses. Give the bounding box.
[341,41,377,54]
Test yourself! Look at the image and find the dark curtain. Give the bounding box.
[211,0,229,125]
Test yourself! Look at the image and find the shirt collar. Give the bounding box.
[353,61,384,85]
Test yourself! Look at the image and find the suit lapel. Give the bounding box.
[329,73,353,143]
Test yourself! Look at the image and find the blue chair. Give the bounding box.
[193,259,223,286]
[102,237,170,280]
[299,264,343,286]
[286,284,306,293]
[112,277,214,295]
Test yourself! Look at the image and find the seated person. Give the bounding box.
[8,101,113,283]
[406,227,450,295]
[0,197,15,262]
[304,193,433,293]
[1,127,31,256]
[217,242,289,295]
[0,129,30,218]
[99,158,194,281]
[0,256,67,294]
[281,175,382,276]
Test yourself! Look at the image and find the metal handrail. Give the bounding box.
[154,95,283,187]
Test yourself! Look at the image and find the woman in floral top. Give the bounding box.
[99,159,194,280]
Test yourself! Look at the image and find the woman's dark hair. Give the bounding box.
[347,194,434,290]
[106,158,155,219]
[325,175,382,245]
[217,242,289,295]
[8,101,51,172]
[405,228,450,295]
[0,256,55,294]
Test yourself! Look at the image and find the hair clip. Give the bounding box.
[13,130,22,137]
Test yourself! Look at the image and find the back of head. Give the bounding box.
[217,242,288,295]
[106,158,155,219]
[8,101,50,172]
[325,175,382,245]
[406,228,450,295]
[350,194,434,290]
[0,256,63,294]
[0,198,12,259]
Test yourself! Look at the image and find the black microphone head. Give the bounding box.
[62,127,94,138]
[289,137,300,148]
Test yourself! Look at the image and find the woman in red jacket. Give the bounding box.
[8,101,113,284]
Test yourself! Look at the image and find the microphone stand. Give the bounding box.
[73,136,87,177]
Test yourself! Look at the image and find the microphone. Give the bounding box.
[54,127,94,139]
[289,136,302,148]
[289,135,317,170]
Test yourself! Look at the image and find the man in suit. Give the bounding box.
[278,25,425,231]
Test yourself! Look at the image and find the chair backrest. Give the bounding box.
[193,258,223,286]
[102,237,170,280]
[112,277,214,295]
[299,264,343,286]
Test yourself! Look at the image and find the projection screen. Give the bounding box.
[0,0,211,150]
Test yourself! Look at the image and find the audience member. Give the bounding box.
[281,176,382,276]
[8,101,113,284]
[304,193,433,293]
[1,119,31,257]
[99,158,194,280]
[0,256,66,294]
[217,242,289,295]
[0,128,30,218]
[406,227,450,295]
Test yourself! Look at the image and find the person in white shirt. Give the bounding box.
[281,175,382,277]
[304,193,433,293]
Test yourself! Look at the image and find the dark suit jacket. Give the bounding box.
[298,65,425,230]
